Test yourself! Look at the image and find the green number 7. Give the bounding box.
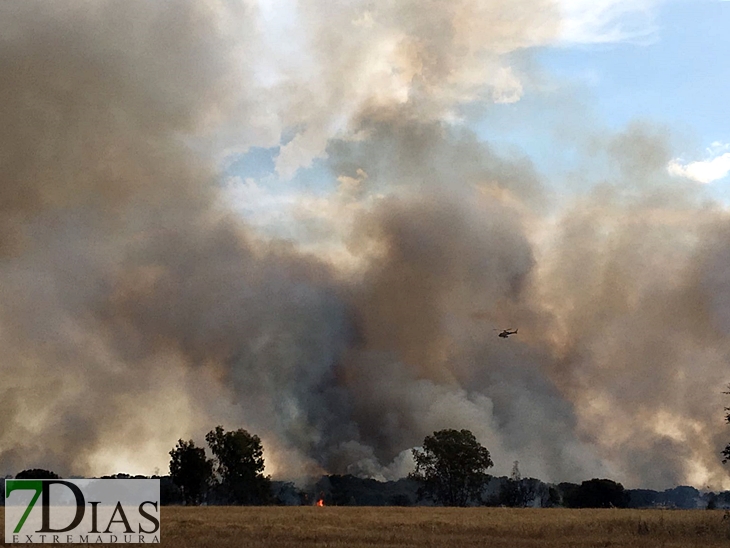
[5,480,43,533]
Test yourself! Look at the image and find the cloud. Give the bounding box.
[264,0,562,177]
[219,0,667,178]
[557,0,661,44]
[668,144,730,184]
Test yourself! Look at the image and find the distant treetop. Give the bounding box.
[15,469,61,480]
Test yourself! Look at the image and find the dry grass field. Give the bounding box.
[5,506,730,546]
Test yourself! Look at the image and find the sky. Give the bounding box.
[3,0,730,491]
[530,0,730,191]
[223,0,730,236]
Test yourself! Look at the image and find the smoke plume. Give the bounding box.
[1,0,729,490]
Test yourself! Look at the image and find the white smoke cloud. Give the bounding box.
[668,144,730,184]
[557,0,661,44]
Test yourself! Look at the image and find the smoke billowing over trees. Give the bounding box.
[0,0,729,493]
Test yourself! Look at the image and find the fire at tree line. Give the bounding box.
[4,418,730,510]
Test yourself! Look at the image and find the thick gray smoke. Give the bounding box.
[1,0,729,490]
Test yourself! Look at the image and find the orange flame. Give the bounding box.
[316,499,324,507]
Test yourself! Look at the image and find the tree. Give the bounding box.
[409,428,493,507]
[15,469,60,479]
[205,426,271,505]
[557,482,579,507]
[564,478,629,508]
[498,461,536,507]
[545,486,561,508]
[169,439,213,505]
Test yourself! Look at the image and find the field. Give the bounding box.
[161,507,730,547]
[6,507,730,547]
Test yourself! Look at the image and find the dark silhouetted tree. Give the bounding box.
[558,482,579,507]
[546,486,561,508]
[565,478,629,508]
[159,476,183,506]
[409,428,493,507]
[499,461,536,507]
[15,469,60,479]
[169,439,213,505]
[206,426,271,505]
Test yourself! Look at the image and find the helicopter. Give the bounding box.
[470,313,518,338]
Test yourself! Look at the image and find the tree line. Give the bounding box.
[163,386,730,506]
[165,426,634,508]
[5,394,730,508]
